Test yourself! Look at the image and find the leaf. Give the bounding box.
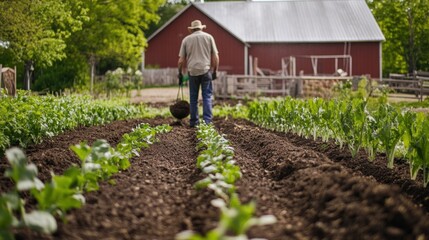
[254,215,277,225]
[70,143,91,162]
[194,177,212,190]
[1,193,20,210]
[83,163,101,173]
[211,198,226,209]
[5,147,27,166]
[0,200,14,228]
[22,210,57,234]
[203,165,217,174]
[17,179,43,191]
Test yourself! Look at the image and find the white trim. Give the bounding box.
[379,41,383,80]
[244,45,248,75]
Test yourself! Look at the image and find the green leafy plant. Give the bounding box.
[375,104,402,168]
[178,124,276,240]
[411,119,429,187]
[401,112,429,186]
[1,123,172,239]
[0,92,165,155]
[31,175,85,218]
[1,148,57,239]
[176,195,276,240]
[246,95,429,186]
[195,124,241,200]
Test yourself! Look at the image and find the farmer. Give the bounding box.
[178,19,219,127]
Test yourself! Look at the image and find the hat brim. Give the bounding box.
[188,25,206,30]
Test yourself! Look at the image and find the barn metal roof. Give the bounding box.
[192,0,385,43]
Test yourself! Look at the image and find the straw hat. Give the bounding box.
[188,20,206,30]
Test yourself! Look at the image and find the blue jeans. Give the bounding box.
[189,71,213,126]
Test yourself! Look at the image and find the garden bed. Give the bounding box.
[2,117,429,239]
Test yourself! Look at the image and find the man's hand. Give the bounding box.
[178,72,183,85]
[212,71,217,80]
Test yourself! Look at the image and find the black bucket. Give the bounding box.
[170,100,190,120]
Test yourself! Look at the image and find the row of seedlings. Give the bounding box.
[0,123,171,239]
[248,97,429,187]
[0,92,168,154]
[177,123,276,240]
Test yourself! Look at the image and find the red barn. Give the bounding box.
[145,0,384,78]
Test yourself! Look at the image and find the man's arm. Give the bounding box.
[211,53,219,72]
[178,56,186,74]
[178,57,186,85]
[211,53,219,80]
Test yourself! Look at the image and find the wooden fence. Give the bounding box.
[370,72,429,101]
[213,75,353,99]
[142,68,178,86]
[109,68,429,101]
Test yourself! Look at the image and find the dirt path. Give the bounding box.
[4,117,429,239]
[130,87,189,104]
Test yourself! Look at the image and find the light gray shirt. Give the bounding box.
[179,30,218,76]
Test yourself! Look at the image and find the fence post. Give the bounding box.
[14,66,17,97]
[282,77,285,96]
[420,77,423,102]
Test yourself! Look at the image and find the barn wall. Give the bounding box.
[249,42,381,78]
[349,42,381,79]
[146,6,245,74]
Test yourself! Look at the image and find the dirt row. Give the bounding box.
[2,117,429,239]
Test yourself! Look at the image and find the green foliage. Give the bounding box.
[0,93,163,155]
[0,0,87,67]
[177,196,276,240]
[69,123,171,192]
[338,98,367,157]
[0,0,164,92]
[105,68,123,97]
[0,123,171,238]
[195,124,240,200]
[401,112,429,186]
[178,123,276,240]
[1,148,57,237]
[32,175,85,217]
[34,49,90,92]
[92,67,144,98]
[146,1,187,37]
[375,104,402,168]
[367,0,429,74]
[4,149,44,191]
[72,0,163,66]
[247,95,429,186]
[213,103,249,119]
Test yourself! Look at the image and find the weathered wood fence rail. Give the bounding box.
[213,75,353,99]
[142,68,178,86]
[125,68,429,101]
[370,72,429,101]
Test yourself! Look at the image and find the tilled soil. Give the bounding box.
[2,117,429,240]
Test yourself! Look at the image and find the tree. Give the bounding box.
[146,1,187,38]
[0,0,87,90]
[69,0,164,93]
[367,0,429,75]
